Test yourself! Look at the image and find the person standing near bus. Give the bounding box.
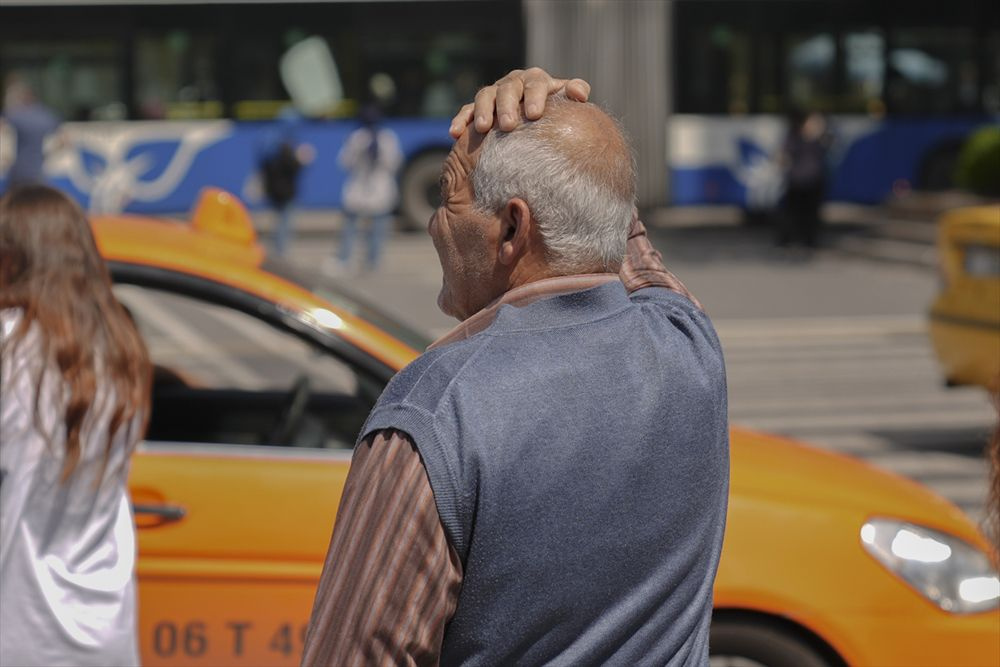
[0,185,151,666]
[777,110,831,249]
[1,77,61,192]
[258,107,315,257]
[262,139,305,256]
[326,103,403,274]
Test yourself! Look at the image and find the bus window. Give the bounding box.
[843,30,886,114]
[756,35,782,114]
[0,39,124,121]
[227,30,292,120]
[675,24,752,114]
[351,29,497,118]
[886,28,979,114]
[135,31,222,120]
[785,32,836,112]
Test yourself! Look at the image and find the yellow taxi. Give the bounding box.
[99,189,999,667]
[929,205,1000,393]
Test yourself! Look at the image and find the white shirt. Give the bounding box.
[339,127,403,216]
[0,309,140,666]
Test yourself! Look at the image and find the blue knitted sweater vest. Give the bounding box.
[360,282,729,666]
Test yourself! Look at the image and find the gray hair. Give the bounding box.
[470,95,636,273]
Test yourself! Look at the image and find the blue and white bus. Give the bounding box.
[1,0,997,222]
[669,0,999,209]
[0,0,522,226]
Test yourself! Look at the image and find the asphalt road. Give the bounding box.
[277,219,994,525]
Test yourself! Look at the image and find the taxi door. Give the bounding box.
[115,282,377,666]
[131,446,349,666]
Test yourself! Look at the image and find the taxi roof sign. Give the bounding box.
[191,187,257,246]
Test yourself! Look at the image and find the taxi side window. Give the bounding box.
[114,284,373,449]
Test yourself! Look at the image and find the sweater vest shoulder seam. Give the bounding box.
[395,342,470,405]
[392,331,500,415]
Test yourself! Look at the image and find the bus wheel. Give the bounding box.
[400,150,449,231]
[709,620,833,667]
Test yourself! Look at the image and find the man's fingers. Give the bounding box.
[450,69,593,137]
[522,82,557,120]
[524,71,590,120]
[493,75,526,132]
[449,103,475,139]
[472,86,500,134]
[565,78,591,102]
[520,67,560,119]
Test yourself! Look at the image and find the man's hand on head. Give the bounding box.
[449,67,591,138]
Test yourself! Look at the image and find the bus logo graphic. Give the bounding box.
[41,122,233,213]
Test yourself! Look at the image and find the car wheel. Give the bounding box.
[399,150,449,231]
[709,620,832,667]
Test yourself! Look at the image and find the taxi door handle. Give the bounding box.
[133,503,186,523]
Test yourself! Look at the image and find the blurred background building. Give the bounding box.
[1,0,997,223]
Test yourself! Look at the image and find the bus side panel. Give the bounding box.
[667,114,991,207]
[0,118,452,214]
[830,117,992,203]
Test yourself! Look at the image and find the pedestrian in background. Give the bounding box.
[777,109,831,249]
[0,185,151,666]
[326,103,402,275]
[261,139,305,257]
[1,76,61,192]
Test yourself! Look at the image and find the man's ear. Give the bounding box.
[498,198,532,266]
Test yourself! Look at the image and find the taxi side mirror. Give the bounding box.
[191,187,257,246]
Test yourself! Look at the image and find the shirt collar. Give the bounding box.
[427,273,620,350]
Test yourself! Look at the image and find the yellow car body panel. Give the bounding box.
[718,428,997,667]
[929,205,1000,391]
[130,445,347,666]
[86,194,996,667]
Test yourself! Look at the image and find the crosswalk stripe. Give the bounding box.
[739,409,994,432]
[720,338,930,352]
[722,345,933,361]
[727,366,941,381]
[715,314,924,331]
[729,392,991,415]
[727,381,953,398]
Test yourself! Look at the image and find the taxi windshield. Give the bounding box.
[262,257,432,352]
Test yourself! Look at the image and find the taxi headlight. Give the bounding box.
[860,518,999,613]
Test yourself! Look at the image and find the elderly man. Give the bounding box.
[302,70,728,667]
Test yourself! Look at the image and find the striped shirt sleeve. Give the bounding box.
[621,217,702,309]
[301,430,463,667]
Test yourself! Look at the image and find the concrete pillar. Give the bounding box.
[524,0,670,208]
